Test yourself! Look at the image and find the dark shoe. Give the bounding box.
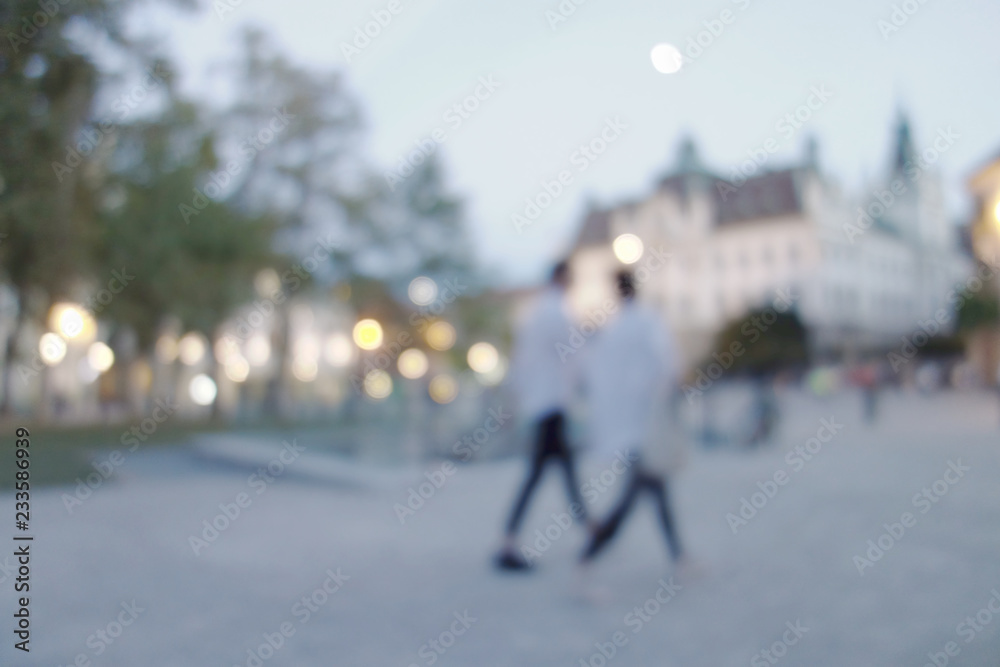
[494,550,532,572]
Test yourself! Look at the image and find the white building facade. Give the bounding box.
[568,119,972,366]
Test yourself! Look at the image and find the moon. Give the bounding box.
[650,43,683,74]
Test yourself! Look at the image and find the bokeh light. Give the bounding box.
[650,43,683,74]
[49,302,96,341]
[612,233,644,264]
[353,318,384,350]
[224,355,250,383]
[324,333,355,367]
[408,276,438,306]
[189,373,218,406]
[397,348,429,379]
[428,374,458,404]
[363,369,393,400]
[246,335,271,366]
[214,336,240,364]
[178,332,206,366]
[292,356,319,382]
[87,341,115,372]
[466,342,499,374]
[155,335,178,364]
[39,332,67,366]
[425,321,456,351]
[254,268,281,297]
[477,355,508,387]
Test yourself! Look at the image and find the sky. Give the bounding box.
[150,0,1000,285]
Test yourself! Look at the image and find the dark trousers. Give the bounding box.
[505,411,587,536]
[582,466,682,562]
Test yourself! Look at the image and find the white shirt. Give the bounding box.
[509,287,575,422]
[584,300,682,472]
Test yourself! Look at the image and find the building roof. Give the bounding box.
[715,169,804,225]
[574,206,611,247]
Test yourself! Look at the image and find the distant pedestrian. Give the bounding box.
[578,271,690,574]
[494,261,591,571]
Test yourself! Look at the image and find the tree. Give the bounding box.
[708,308,809,378]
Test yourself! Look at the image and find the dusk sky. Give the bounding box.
[151,0,1000,284]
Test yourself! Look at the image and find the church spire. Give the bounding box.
[675,135,703,174]
[892,112,916,172]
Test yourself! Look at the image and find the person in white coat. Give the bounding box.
[495,261,591,571]
[579,270,687,567]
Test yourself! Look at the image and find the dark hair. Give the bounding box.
[616,270,635,299]
[551,260,570,284]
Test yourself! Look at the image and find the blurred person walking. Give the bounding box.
[578,271,691,577]
[494,261,591,571]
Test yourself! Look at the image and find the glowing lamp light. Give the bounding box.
[39,333,67,366]
[397,348,429,379]
[292,356,319,382]
[613,233,644,264]
[425,321,456,351]
[87,341,115,372]
[155,335,178,364]
[49,302,95,341]
[994,200,1000,224]
[353,318,383,351]
[428,374,458,404]
[178,332,206,366]
[363,369,393,400]
[408,276,438,306]
[467,342,499,374]
[254,268,281,298]
[477,355,508,387]
[224,355,250,383]
[189,373,217,406]
[324,333,354,367]
[214,336,240,364]
[246,335,271,367]
[650,43,684,74]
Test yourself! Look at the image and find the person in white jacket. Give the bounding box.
[495,261,591,571]
[579,270,687,567]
